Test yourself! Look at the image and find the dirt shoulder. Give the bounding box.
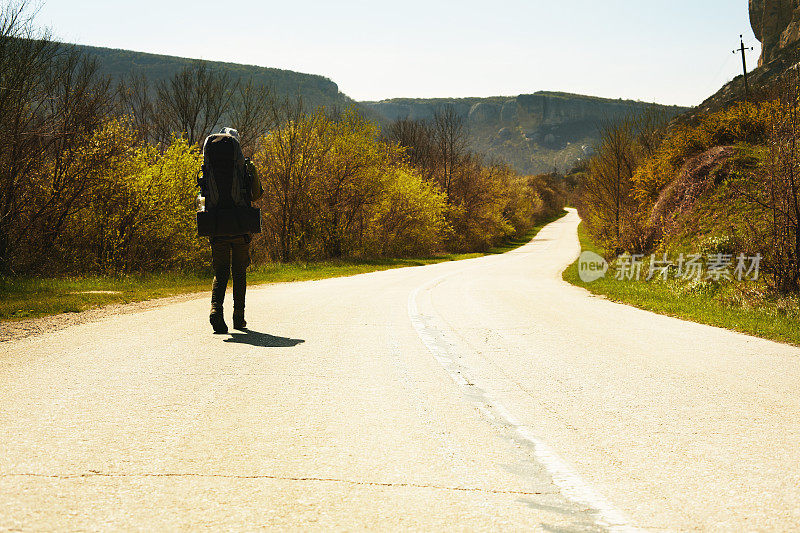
[0,290,206,343]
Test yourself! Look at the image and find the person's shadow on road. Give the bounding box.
[223,329,305,348]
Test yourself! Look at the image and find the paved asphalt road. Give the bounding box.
[1,210,799,531]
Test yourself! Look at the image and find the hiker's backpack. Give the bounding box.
[196,131,262,237]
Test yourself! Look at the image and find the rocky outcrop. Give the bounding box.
[368,101,469,122]
[500,100,518,123]
[367,92,663,133]
[750,0,800,65]
[364,92,685,174]
[647,146,736,244]
[692,12,800,120]
[515,93,634,128]
[468,102,500,123]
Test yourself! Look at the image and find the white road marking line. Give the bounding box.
[407,265,640,533]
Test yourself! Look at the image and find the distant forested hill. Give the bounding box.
[75,43,355,111]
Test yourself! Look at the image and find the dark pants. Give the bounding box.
[210,235,251,315]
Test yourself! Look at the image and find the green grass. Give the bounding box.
[563,222,800,346]
[1,211,567,322]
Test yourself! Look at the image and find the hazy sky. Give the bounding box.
[36,0,757,107]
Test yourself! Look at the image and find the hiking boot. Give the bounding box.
[210,311,228,334]
[233,312,247,331]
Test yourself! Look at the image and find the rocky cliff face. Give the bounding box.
[364,92,684,174]
[365,92,640,132]
[750,0,800,65]
[690,2,800,120]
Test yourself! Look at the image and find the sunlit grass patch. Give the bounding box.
[1,211,567,322]
[563,222,800,346]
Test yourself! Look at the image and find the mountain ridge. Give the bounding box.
[73,42,687,173]
[74,43,353,111]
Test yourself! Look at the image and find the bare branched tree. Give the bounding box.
[432,106,468,200]
[580,117,639,251]
[118,72,155,141]
[384,118,435,174]
[229,80,274,155]
[729,71,800,291]
[0,1,58,271]
[154,62,234,146]
[0,2,118,272]
[634,105,671,159]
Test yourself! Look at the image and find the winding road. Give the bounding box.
[1,210,799,531]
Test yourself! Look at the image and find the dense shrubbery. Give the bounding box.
[385,111,566,252]
[632,103,774,202]
[76,127,205,273]
[0,2,564,276]
[253,107,451,262]
[252,105,565,261]
[5,116,205,274]
[577,83,800,292]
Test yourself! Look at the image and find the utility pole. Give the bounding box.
[733,34,754,101]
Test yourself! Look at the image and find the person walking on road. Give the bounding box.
[199,127,263,334]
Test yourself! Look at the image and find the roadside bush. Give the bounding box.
[633,103,773,203]
[581,101,776,256]
[445,157,512,251]
[579,82,800,295]
[309,110,397,258]
[255,107,453,261]
[62,123,204,273]
[387,111,567,251]
[365,166,449,256]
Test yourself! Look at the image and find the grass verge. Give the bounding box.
[563,222,800,346]
[1,210,568,322]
